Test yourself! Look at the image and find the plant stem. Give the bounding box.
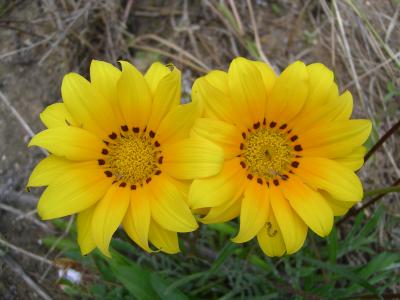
[364,118,400,162]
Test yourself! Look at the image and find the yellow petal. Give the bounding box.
[61,73,118,136]
[290,89,353,132]
[189,158,246,209]
[37,166,111,219]
[269,185,307,254]
[280,176,333,237]
[40,103,77,128]
[190,118,242,159]
[149,174,198,232]
[162,137,224,180]
[157,101,201,144]
[257,209,286,257]
[146,64,181,131]
[144,62,171,94]
[267,61,308,123]
[91,185,130,257]
[192,71,234,123]
[77,206,96,255]
[201,195,242,224]
[296,157,363,203]
[122,187,152,252]
[90,60,123,121]
[251,61,277,94]
[228,57,266,126]
[28,155,70,187]
[321,191,355,216]
[117,61,152,129]
[334,146,366,171]
[301,63,335,113]
[300,120,372,158]
[28,127,104,161]
[231,181,269,243]
[149,220,180,254]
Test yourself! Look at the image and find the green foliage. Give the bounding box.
[45,205,400,300]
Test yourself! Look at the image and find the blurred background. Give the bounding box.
[0,0,399,299]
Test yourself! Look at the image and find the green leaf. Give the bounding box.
[108,252,159,300]
[150,273,189,300]
[327,226,338,263]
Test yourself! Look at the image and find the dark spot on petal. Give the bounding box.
[101,149,109,155]
[242,132,246,139]
[154,141,160,147]
[121,125,128,132]
[130,185,137,190]
[240,143,244,150]
[240,161,246,169]
[133,127,140,133]
[263,118,266,125]
[109,132,117,139]
[253,122,260,129]
[279,124,287,130]
[146,177,152,184]
[149,130,156,138]
[104,171,113,177]
[98,159,105,165]
[273,179,279,186]
[247,174,253,180]
[291,135,298,142]
[119,182,127,187]
[155,170,162,175]
[291,161,299,168]
[158,156,163,164]
[269,122,277,128]
[257,178,263,185]
[294,145,303,151]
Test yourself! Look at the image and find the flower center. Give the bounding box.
[98,126,163,189]
[239,120,303,186]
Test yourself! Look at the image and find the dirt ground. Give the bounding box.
[0,0,399,299]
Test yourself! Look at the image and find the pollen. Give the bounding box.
[101,128,161,185]
[242,125,294,181]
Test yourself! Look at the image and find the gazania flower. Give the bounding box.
[189,57,371,256]
[28,60,224,256]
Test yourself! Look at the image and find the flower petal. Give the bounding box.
[90,59,123,120]
[28,127,104,161]
[251,61,277,94]
[117,61,152,129]
[301,63,335,113]
[321,191,355,216]
[333,146,366,171]
[201,195,242,224]
[192,71,234,123]
[157,101,201,144]
[269,185,308,254]
[162,137,224,180]
[91,185,130,257]
[300,120,372,158]
[228,57,266,126]
[266,61,308,123]
[149,174,198,232]
[77,206,96,255]
[190,118,242,159]
[231,181,269,243]
[296,157,363,203]
[61,73,118,136]
[40,103,77,128]
[37,166,111,219]
[146,64,181,131]
[257,209,286,257]
[122,187,152,252]
[144,62,172,94]
[149,220,180,254]
[189,158,246,209]
[280,176,333,237]
[28,155,70,187]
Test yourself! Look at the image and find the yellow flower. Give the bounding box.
[189,57,371,257]
[28,60,224,257]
